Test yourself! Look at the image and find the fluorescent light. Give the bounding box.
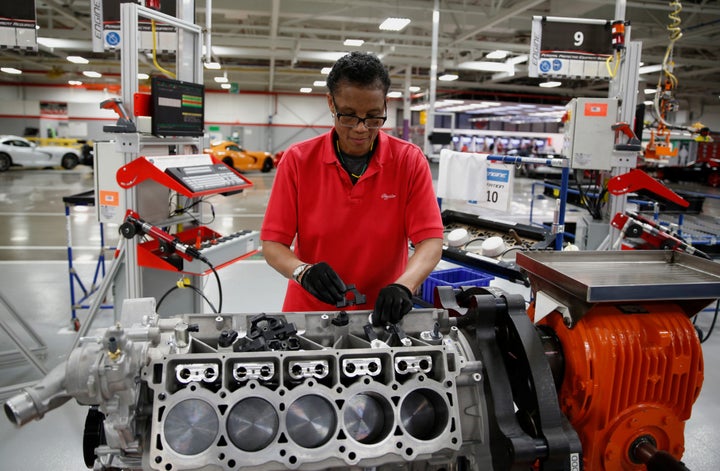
[387,91,402,98]
[1,67,22,74]
[221,83,232,89]
[137,73,149,80]
[37,37,65,48]
[644,100,654,106]
[379,17,411,31]
[300,87,313,93]
[539,81,562,88]
[82,70,102,78]
[343,39,364,47]
[507,54,529,65]
[438,73,459,81]
[458,61,513,73]
[66,55,88,64]
[214,76,228,83]
[408,86,421,92]
[639,64,663,74]
[644,88,657,94]
[204,62,222,69]
[313,80,326,87]
[68,80,83,86]
[321,67,333,75]
[485,50,509,59]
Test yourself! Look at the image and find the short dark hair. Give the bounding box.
[327,52,391,95]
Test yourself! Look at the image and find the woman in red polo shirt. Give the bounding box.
[261,52,443,326]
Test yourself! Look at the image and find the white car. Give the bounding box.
[0,135,82,171]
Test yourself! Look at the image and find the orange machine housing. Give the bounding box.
[531,303,703,471]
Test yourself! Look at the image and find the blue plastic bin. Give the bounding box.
[421,267,494,304]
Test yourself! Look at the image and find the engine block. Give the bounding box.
[4,291,581,470]
[145,310,475,470]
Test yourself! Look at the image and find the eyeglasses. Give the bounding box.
[332,98,387,129]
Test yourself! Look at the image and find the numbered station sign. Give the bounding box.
[529,16,613,80]
[437,150,514,213]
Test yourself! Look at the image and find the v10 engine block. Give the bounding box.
[4,290,581,471]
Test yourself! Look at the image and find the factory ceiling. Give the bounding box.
[1,0,719,113]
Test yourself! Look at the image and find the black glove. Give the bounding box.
[372,283,413,325]
[300,262,347,305]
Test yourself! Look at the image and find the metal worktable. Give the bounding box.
[516,250,720,324]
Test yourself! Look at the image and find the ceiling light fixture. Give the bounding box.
[379,17,411,31]
[485,50,509,60]
[644,88,657,94]
[506,54,529,65]
[214,75,228,83]
[408,86,421,92]
[300,87,312,93]
[204,62,222,69]
[82,71,102,78]
[66,55,89,64]
[458,61,513,73]
[438,73,459,81]
[313,80,326,87]
[387,91,402,98]
[68,80,83,86]
[321,67,333,75]
[1,67,22,74]
[138,73,149,80]
[539,81,562,88]
[221,83,232,89]
[343,39,364,47]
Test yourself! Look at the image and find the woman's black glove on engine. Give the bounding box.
[372,283,413,326]
[300,262,347,305]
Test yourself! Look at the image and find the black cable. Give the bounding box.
[694,299,719,344]
[197,256,223,314]
[574,170,600,220]
[170,198,216,225]
[207,263,223,313]
[156,282,219,314]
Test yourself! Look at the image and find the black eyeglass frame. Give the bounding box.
[331,97,388,129]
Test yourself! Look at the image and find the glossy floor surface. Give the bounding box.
[0,163,719,470]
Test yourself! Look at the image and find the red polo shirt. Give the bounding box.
[261,130,443,312]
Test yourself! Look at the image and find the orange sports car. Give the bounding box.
[204,141,275,173]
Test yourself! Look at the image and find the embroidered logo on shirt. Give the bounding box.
[381,193,397,200]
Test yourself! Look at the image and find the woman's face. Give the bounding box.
[327,83,386,156]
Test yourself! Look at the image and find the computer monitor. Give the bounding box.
[428,132,453,145]
[151,76,205,137]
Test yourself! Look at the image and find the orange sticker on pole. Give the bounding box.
[99,190,119,206]
[584,102,608,117]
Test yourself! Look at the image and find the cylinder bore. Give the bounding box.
[343,392,394,444]
[286,395,337,448]
[163,399,219,455]
[227,397,279,451]
[399,389,449,440]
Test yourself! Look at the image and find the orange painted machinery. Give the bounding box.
[534,304,702,470]
[517,250,716,471]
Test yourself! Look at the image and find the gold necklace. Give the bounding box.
[335,139,373,179]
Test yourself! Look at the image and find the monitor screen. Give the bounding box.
[151,76,205,137]
[428,132,453,145]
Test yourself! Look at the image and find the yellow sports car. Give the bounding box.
[204,141,275,173]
